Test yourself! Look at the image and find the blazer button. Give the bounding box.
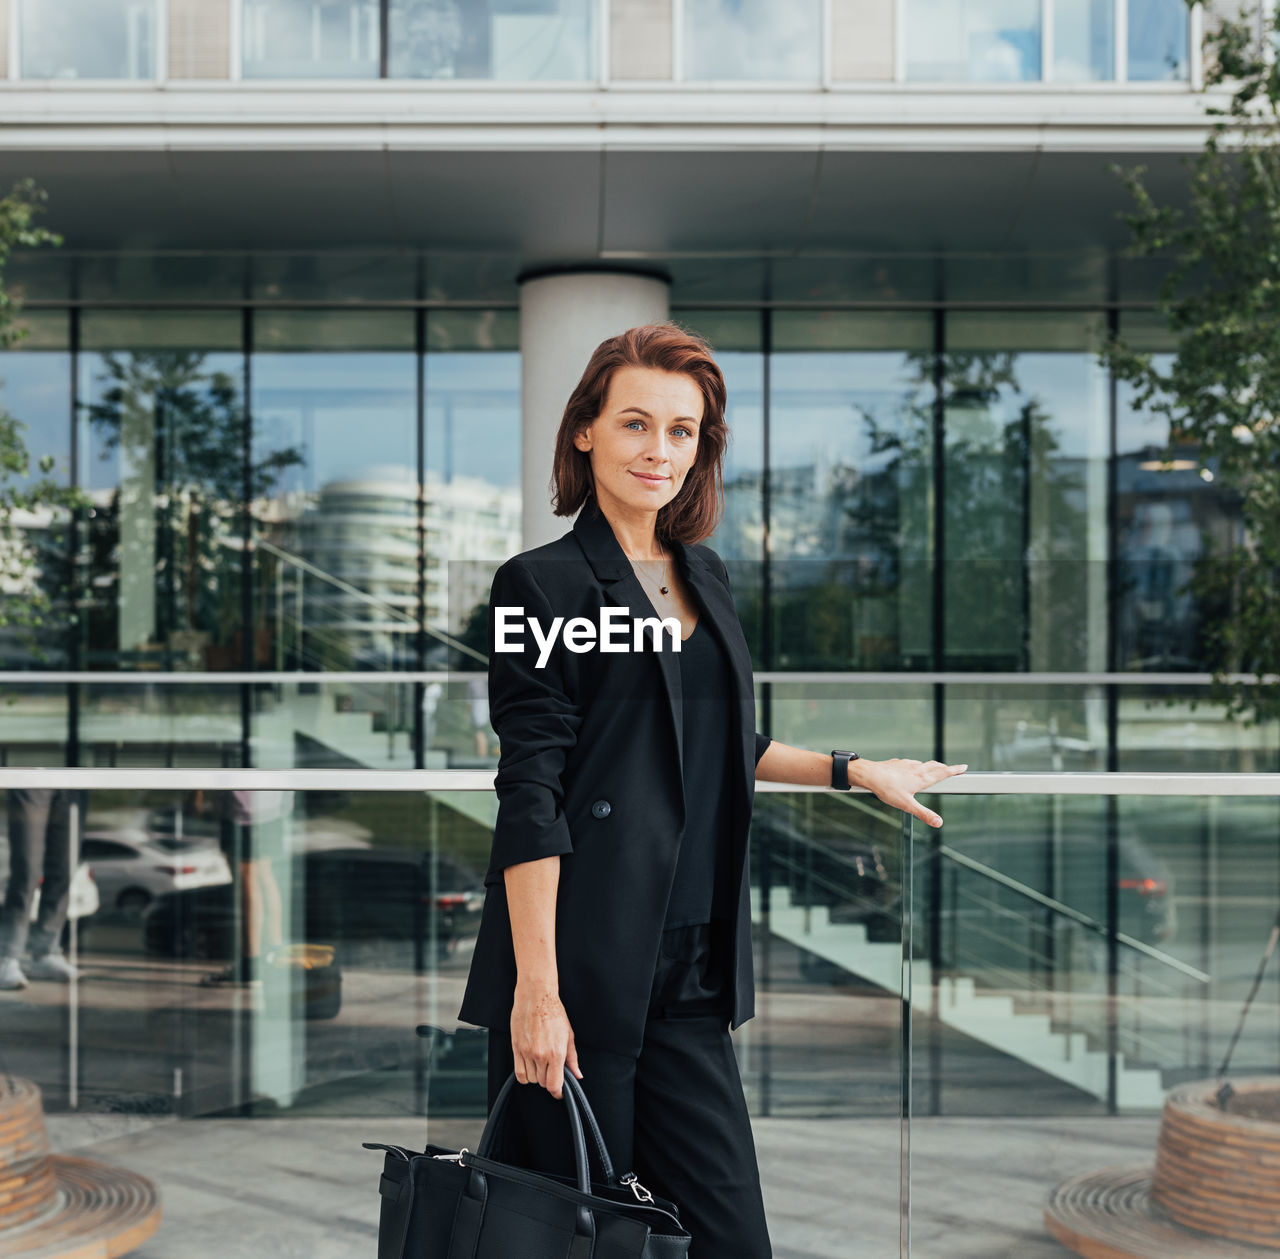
[591,799,611,819]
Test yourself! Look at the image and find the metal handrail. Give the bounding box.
[0,768,1273,796]
[937,843,1210,984]
[254,538,487,665]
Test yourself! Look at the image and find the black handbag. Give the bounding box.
[362,1070,693,1258]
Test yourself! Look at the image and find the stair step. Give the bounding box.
[757,886,1166,1111]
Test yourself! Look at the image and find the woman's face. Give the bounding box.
[573,364,704,519]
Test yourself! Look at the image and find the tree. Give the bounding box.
[0,179,84,659]
[1101,2,1280,724]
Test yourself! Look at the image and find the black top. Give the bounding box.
[663,618,738,929]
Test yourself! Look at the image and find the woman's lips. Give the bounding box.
[630,471,668,483]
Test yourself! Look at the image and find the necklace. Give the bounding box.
[629,548,671,597]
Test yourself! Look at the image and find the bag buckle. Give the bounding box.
[432,1147,468,1162]
[620,1171,654,1203]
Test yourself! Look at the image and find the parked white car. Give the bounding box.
[80,832,232,921]
[0,835,99,925]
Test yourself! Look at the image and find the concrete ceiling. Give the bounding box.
[0,146,1196,260]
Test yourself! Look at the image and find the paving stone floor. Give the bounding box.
[45,1110,1164,1259]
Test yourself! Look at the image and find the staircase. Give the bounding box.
[754,878,1169,1112]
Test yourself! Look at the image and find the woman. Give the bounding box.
[457,323,966,1256]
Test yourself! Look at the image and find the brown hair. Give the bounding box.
[550,322,728,546]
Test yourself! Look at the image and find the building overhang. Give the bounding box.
[0,83,1223,270]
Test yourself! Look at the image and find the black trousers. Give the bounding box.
[486,920,772,1259]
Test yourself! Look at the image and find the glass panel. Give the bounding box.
[388,0,596,80]
[243,0,381,78]
[0,314,71,671]
[944,682,1108,771]
[251,313,417,708]
[424,312,520,720]
[905,0,1042,81]
[79,682,246,767]
[18,784,904,1255]
[1116,684,1280,773]
[943,312,1109,673]
[770,679,936,761]
[251,253,416,303]
[78,312,245,674]
[673,311,765,661]
[1127,0,1189,80]
[1054,0,1115,80]
[1114,313,1232,674]
[684,0,822,80]
[19,0,157,79]
[769,312,935,671]
[908,792,1280,1252]
[78,255,249,304]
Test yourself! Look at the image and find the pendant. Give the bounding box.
[660,585,669,595]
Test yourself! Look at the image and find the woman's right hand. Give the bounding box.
[510,979,583,1100]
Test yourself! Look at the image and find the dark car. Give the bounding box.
[142,846,483,960]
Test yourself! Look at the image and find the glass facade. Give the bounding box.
[906,0,1043,82]
[0,281,1266,778]
[904,0,1190,81]
[241,0,597,79]
[388,0,597,79]
[683,0,822,81]
[7,0,1195,84]
[18,0,158,79]
[2,252,1277,1254]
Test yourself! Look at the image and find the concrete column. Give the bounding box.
[518,268,670,551]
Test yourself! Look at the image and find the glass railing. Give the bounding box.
[0,768,1275,1255]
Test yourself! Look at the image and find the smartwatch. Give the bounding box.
[830,749,860,791]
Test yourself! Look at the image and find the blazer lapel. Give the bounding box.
[570,503,754,833]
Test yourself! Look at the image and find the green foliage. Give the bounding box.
[0,180,86,647]
[1102,2,1280,723]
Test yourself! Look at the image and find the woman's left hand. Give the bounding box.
[856,758,968,829]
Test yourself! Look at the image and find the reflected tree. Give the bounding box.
[0,180,84,665]
[84,352,301,668]
[1103,1,1280,722]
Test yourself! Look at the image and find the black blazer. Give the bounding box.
[457,499,771,1056]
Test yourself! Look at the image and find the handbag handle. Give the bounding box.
[476,1071,617,1194]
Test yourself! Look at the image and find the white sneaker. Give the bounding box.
[26,952,79,982]
[0,957,29,990]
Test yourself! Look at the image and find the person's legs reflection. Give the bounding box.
[0,789,84,988]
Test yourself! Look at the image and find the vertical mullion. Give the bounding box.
[378,0,389,77]
[1105,302,1119,774]
[240,304,253,769]
[760,305,772,681]
[67,298,81,769]
[414,297,426,769]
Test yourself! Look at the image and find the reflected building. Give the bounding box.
[275,467,520,670]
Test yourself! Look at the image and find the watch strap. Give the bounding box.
[830,749,860,791]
